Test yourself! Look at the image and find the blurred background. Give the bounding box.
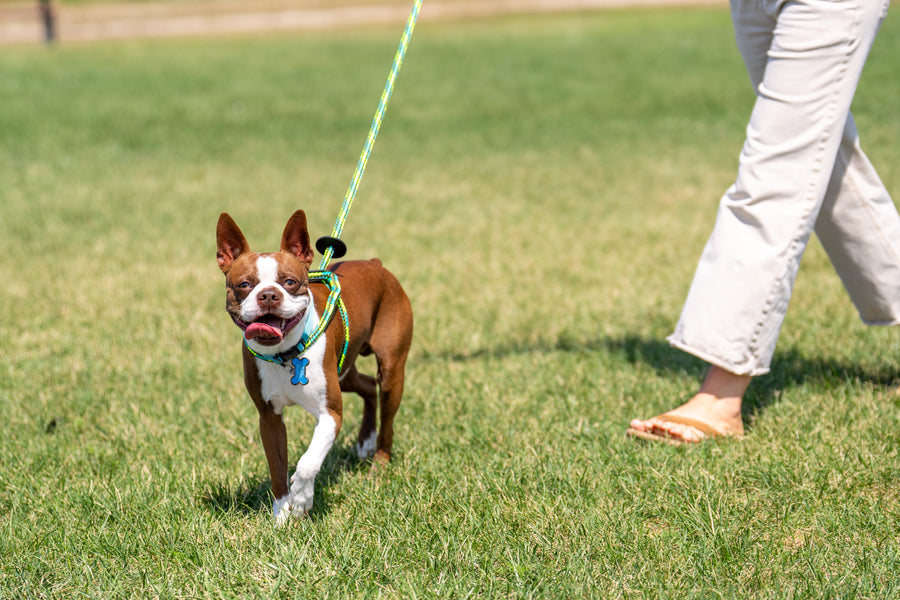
[0,0,726,46]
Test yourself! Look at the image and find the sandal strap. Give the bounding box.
[656,413,732,438]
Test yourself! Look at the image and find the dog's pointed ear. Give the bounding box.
[216,212,250,272]
[280,210,314,267]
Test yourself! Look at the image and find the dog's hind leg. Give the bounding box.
[340,365,378,459]
[373,351,408,465]
[368,276,413,465]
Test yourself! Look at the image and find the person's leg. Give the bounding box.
[815,114,900,325]
[671,0,887,377]
[630,0,889,442]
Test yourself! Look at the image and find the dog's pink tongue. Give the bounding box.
[244,322,283,341]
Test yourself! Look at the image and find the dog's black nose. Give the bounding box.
[257,287,282,308]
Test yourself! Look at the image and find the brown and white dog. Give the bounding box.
[215,210,413,524]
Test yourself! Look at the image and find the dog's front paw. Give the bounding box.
[288,472,315,515]
[272,495,294,526]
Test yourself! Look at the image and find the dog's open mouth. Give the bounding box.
[233,311,305,346]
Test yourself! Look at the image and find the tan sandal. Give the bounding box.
[626,413,741,446]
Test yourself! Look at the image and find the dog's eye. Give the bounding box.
[284,279,297,287]
[237,282,252,289]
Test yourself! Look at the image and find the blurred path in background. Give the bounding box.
[0,0,725,45]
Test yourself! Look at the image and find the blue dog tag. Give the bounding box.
[291,357,310,385]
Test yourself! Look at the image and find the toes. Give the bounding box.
[650,421,704,443]
[629,415,714,444]
[629,418,649,431]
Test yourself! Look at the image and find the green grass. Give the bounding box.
[2,6,900,598]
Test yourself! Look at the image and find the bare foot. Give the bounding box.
[628,365,750,443]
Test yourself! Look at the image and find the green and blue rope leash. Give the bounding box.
[315,0,423,269]
[247,0,423,377]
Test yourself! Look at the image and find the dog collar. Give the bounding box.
[243,270,350,374]
[244,309,317,364]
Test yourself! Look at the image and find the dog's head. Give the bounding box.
[216,210,315,350]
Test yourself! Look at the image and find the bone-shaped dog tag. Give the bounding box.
[291,357,310,385]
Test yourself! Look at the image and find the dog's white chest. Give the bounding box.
[257,337,328,416]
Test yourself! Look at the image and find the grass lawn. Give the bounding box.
[2,5,900,598]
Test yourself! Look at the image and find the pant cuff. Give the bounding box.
[666,335,771,377]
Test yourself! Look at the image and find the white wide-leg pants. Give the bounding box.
[669,0,900,376]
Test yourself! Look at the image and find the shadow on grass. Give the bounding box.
[603,335,900,419]
[425,333,900,423]
[200,476,272,516]
[201,333,898,517]
[199,438,372,519]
